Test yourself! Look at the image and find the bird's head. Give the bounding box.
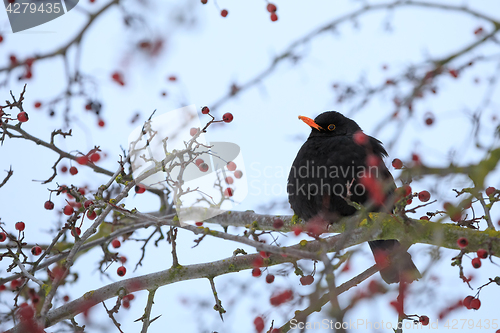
[298,111,362,137]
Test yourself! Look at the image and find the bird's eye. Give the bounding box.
[328,124,336,131]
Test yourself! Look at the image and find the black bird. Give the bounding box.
[287,111,420,284]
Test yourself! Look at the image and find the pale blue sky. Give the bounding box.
[1,1,500,332]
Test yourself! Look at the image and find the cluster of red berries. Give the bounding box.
[75,151,101,165]
[122,293,135,309]
[463,295,481,310]
[471,248,488,269]
[266,3,278,21]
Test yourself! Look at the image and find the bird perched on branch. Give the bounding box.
[287,111,420,284]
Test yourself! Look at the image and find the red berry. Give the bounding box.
[76,156,88,165]
[90,153,100,162]
[270,13,278,21]
[267,3,277,12]
[273,218,284,229]
[201,106,210,114]
[252,257,263,268]
[259,251,270,258]
[168,75,177,81]
[463,296,474,309]
[220,9,228,17]
[420,216,429,221]
[15,222,25,231]
[254,316,265,333]
[44,201,54,210]
[300,275,314,286]
[252,268,261,277]
[111,71,125,86]
[270,290,293,306]
[266,274,275,283]
[135,184,146,194]
[477,249,488,259]
[224,188,233,197]
[201,0,207,4]
[425,114,434,126]
[366,154,380,168]
[34,102,42,108]
[98,119,105,127]
[419,316,429,326]
[449,69,459,78]
[418,190,431,202]
[60,165,68,173]
[486,186,496,196]
[397,184,412,198]
[71,227,81,237]
[31,246,42,256]
[87,210,97,220]
[457,237,468,248]
[195,158,204,166]
[0,284,5,291]
[0,35,3,43]
[199,163,209,172]
[471,257,481,269]
[0,232,7,242]
[195,222,203,226]
[10,279,21,289]
[111,239,121,248]
[63,205,74,216]
[225,177,234,184]
[17,112,28,122]
[227,161,237,171]
[117,266,127,277]
[353,130,368,145]
[16,303,35,320]
[234,170,243,179]
[392,158,403,169]
[470,298,481,310]
[84,200,94,209]
[63,295,70,302]
[292,226,302,236]
[190,127,198,136]
[120,256,127,263]
[222,112,233,123]
[69,166,78,175]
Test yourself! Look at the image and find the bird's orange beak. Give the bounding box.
[298,115,323,130]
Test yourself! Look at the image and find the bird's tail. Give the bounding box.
[368,240,421,284]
